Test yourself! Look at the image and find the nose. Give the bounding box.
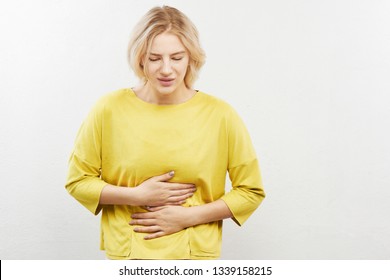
[160,59,173,76]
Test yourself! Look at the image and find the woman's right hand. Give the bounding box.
[133,171,196,207]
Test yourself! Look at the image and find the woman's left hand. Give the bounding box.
[129,206,192,240]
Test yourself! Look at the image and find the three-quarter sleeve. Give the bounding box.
[65,100,107,215]
[220,107,265,226]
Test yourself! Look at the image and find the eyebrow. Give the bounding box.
[149,51,186,56]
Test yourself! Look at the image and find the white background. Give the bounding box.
[0,0,389,259]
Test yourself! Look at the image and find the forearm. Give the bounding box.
[99,172,196,207]
[130,199,233,240]
[99,184,139,206]
[185,199,233,227]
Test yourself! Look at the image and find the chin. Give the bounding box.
[156,85,177,95]
[155,89,172,95]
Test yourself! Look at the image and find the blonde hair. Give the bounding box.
[127,6,206,88]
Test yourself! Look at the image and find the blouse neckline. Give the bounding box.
[126,88,203,110]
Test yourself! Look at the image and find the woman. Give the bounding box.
[66,5,265,260]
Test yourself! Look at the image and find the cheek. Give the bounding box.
[179,62,190,76]
[144,64,159,77]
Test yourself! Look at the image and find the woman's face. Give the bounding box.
[144,32,190,96]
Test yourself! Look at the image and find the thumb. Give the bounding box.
[146,206,165,212]
[154,170,175,182]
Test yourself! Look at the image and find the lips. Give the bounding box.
[158,78,175,87]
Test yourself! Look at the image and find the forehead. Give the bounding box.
[149,32,186,54]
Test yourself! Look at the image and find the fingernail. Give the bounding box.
[169,171,175,176]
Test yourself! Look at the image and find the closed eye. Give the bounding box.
[172,57,183,61]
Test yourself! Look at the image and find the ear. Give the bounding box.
[140,55,146,68]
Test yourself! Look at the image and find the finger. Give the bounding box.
[170,188,196,197]
[144,231,166,240]
[130,218,156,226]
[134,226,161,234]
[131,211,156,219]
[167,193,194,203]
[143,205,164,211]
[163,201,186,206]
[163,182,196,191]
[146,206,165,212]
[153,171,175,182]
[177,200,187,205]
[141,205,152,211]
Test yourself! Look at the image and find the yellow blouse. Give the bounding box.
[65,89,265,259]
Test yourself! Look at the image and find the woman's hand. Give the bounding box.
[129,205,192,240]
[129,200,233,240]
[133,171,196,207]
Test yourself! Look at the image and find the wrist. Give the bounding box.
[100,184,142,206]
[182,206,202,228]
[127,187,142,206]
[183,200,233,227]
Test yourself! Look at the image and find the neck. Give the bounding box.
[134,82,195,105]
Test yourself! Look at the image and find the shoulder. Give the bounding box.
[198,91,240,119]
[88,88,130,114]
[94,88,130,107]
[198,91,249,134]
[198,91,235,112]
